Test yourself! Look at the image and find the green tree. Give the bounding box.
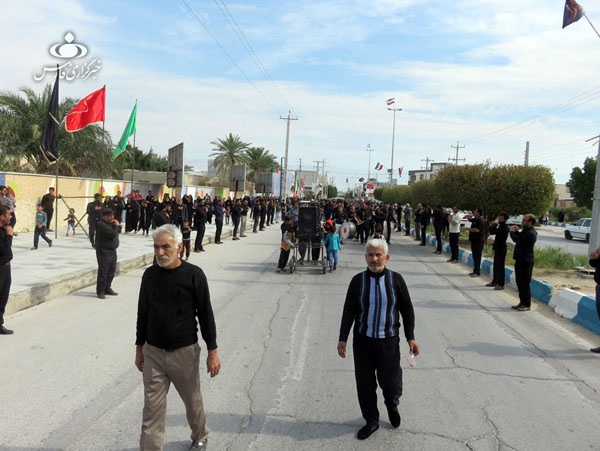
[244,146,277,183]
[0,85,112,177]
[113,146,169,177]
[210,133,250,183]
[381,185,411,204]
[567,157,595,209]
[327,185,338,198]
[373,187,384,200]
[410,179,436,206]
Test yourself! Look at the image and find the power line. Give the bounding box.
[180,0,282,116]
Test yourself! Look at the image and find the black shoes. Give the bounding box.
[387,405,401,428]
[485,282,496,287]
[97,293,106,299]
[0,325,14,335]
[106,288,118,296]
[511,304,530,311]
[590,347,600,353]
[494,285,504,290]
[357,424,379,440]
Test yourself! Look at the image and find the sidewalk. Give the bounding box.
[6,220,249,316]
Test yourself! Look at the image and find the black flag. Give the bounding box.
[40,66,59,162]
[563,0,584,29]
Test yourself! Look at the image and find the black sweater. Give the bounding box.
[136,261,217,351]
[510,227,537,262]
[339,268,415,342]
[489,222,509,250]
[95,219,120,250]
[0,227,13,266]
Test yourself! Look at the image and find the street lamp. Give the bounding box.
[388,107,402,187]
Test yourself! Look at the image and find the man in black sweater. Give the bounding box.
[0,206,14,335]
[95,208,120,299]
[135,224,220,451]
[338,239,419,440]
[487,213,510,290]
[41,187,56,231]
[510,214,537,311]
[86,193,103,248]
[432,205,445,254]
[465,208,484,277]
[231,199,241,240]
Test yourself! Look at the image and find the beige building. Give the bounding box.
[554,184,575,208]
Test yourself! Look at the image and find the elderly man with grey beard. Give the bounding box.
[135,224,221,450]
[338,239,420,441]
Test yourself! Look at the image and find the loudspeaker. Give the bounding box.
[298,206,318,236]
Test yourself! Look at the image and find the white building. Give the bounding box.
[408,162,451,185]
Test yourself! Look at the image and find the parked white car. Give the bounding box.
[564,218,591,242]
[507,215,524,226]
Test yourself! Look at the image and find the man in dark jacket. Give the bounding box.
[152,204,169,229]
[214,199,224,244]
[95,208,121,299]
[231,200,241,240]
[465,208,484,276]
[0,206,14,335]
[86,193,103,248]
[432,205,445,254]
[41,187,56,231]
[487,213,510,290]
[419,205,431,246]
[509,214,537,311]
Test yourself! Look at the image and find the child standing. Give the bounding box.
[323,226,341,272]
[32,204,53,250]
[64,208,76,236]
[180,219,192,260]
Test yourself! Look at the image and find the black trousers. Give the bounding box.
[96,248,117,295]
[260,213,266,229]
[278,248,290,269]
[361,224,371,243]
[449,232,459,260]
[404,220,410,235]
[0,264,11,325]
[233,217,240,237]
[515,260,534,307]
[180,240,191,259]
[353,334,402,427]
[435,227,442,251]
[215,219,223,242]
[492,247,507,286]
[194,223,205,251]
[470,239,483,275]
[88,220,98,247]
[46,208,54,229]
[420,225,427,245]
[414,221,421,240]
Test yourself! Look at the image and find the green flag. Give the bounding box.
[112,101,137,159]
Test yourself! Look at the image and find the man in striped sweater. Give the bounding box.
[338,239,419,440]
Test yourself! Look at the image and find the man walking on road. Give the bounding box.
[95,208,120,299]
[338,239,419,440]
[0,206,14,335]
[510,214,537,311]
[135,224,221,451]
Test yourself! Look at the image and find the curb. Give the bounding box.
[402,226,599,335]
[6,228,233,316]
[548,222,567,227]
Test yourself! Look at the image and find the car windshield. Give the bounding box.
[575,219,584,226]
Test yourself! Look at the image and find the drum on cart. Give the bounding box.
[340,221,356,240]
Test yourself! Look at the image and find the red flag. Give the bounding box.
[398,167,403,178]
[359,177,364,182]
[301,179,305,188]
[65,86,106,132]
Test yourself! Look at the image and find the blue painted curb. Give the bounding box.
[573,296,600,335]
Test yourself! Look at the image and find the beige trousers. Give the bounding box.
[140,343,208,451]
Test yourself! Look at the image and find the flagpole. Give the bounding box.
[131,130,136,197]
[55,159,59,239]
[101,120,105,197]
[584,13,600,39]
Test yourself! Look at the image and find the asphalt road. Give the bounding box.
[530,226,589,256]
[1,227,600,450]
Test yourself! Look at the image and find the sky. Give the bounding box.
[2,0,600,191]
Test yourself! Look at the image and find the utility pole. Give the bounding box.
[295,158,302,197]
[388,106,402,187]
[585,134,600,260]
[314,160,321,199]
[280,111,298,198]
[449,141,466,165]
[366,144,374,183]
[524,141,530,166]
[322,159,327,198]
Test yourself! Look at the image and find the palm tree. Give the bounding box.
[0,85,112,176]
[209,133,250,183]
[244,147,278,183]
